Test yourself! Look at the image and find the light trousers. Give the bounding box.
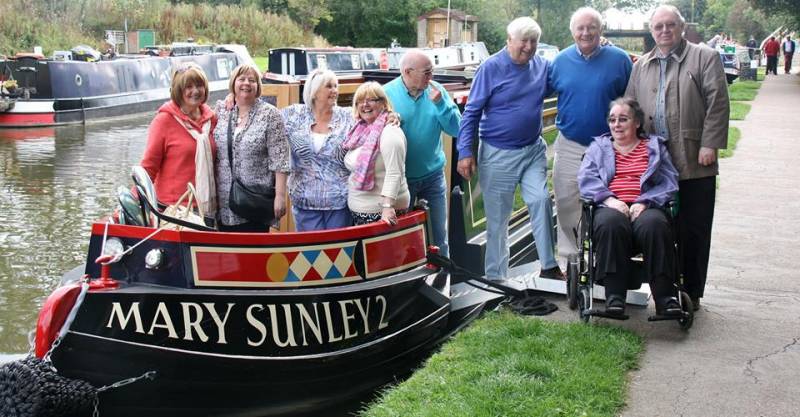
[478,139,557,279]
[552,133,587,262]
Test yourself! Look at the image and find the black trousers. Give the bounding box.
[593,207,675,301]
[677,177,716,299]
[218,221,270,233]
[767,55,779,75]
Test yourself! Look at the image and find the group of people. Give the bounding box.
[762,35,795,75]
[141,3,729,316]
[457,4,728,316]
[140,49,460,254]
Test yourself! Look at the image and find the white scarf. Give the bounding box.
[173,115,217,216]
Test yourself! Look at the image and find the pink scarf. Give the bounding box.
[342,111,388,191]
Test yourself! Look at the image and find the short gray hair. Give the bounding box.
[507,17,541,41]
[303,69,338,110]
[570,7,604,32]
[650,5,686,27]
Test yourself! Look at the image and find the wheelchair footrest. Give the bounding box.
[586,309,629,320]
[647,312,689,322]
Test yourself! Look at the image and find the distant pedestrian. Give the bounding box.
[625,5,730,311]
[782,35,795,74]
[763,36,780,75]
[746,36,757,60]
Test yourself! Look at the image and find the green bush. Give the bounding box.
[0,0,326,57]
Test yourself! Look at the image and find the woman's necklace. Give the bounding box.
[236,106,250,126]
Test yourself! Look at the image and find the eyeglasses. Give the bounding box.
[357,98,383,106]
[607,116,632,125]
[411,68,434,77]
[652,22,679,32]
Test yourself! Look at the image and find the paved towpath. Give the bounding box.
[547,71,800,416]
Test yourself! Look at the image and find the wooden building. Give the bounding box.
[417,8,479,48]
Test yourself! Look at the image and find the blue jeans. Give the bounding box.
[408,170,449,257]
[292,207,352,231]
[478,140,557,279]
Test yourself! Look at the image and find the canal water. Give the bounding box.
[0,116,151,355]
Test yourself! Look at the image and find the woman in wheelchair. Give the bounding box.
[578,97,680,317]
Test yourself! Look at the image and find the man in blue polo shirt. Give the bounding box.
[548,7,632,266]
[457,17,563,280]
[385,50,461,256]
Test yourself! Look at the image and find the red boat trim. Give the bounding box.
[362,225,427,279]
[91,211,427,246]
[189,224,427,286]
[65,302,449,360]
[190,241,361,287]
[0,112,56,127]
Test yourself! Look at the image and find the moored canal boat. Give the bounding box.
[0,43,254,128]
[28,169,505,416]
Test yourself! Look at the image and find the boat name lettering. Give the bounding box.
[105,295,389,348]
[245,295,389,347]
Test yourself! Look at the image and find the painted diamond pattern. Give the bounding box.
[333,248,353,276]
[283,244,357,281]
[290,253,312,279]
[312,251,334,278]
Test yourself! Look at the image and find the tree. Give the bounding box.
[288,0,332,32]
[748,0,800,27]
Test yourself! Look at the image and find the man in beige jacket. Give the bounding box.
[625,5,729,311]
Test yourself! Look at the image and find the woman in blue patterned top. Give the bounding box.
[281,70,354,231]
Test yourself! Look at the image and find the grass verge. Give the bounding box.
[253,56,268,73]
[728,81,760,101]
[730,101,751,120]
[360,311,643,417]
[721,127,741,159]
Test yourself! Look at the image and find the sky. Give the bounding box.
[604,7,651,30]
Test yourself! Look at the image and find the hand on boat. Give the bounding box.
[457,157,477,180]
[381,207,397,226]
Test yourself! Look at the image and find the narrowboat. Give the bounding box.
[26,165,514,417]
[0,43,254,128]
[264,42,489,80]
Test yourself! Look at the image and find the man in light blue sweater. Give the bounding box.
[385,51,461,256]
[548,7,632,265]
[457,17,563,280]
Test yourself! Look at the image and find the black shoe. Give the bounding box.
[540,266,565,280]
[691,297,700,312]
[605,295,626,315]
[657,297,682,316]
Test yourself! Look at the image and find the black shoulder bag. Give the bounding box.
[227,109,275,223]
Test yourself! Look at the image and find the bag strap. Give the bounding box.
[226,109,239,182]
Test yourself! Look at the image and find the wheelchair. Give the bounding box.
[566,199,694,330]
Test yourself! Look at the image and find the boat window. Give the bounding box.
[281,53,288,75]
[350,54,361,70]
[216,58,230,79]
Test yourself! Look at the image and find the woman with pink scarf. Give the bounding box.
[343,82,410,226]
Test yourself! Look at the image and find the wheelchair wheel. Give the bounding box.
[566,255,579,310]
[578,287,591,323]
[678,291,694,330]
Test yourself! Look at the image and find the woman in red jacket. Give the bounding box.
[140,63,218,216]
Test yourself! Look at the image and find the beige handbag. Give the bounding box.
[161,183,207,231]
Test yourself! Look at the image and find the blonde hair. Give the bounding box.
[228,64,262,98]
[304,69,338,110]
[170,63,209,106]
[351,81,393,119]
